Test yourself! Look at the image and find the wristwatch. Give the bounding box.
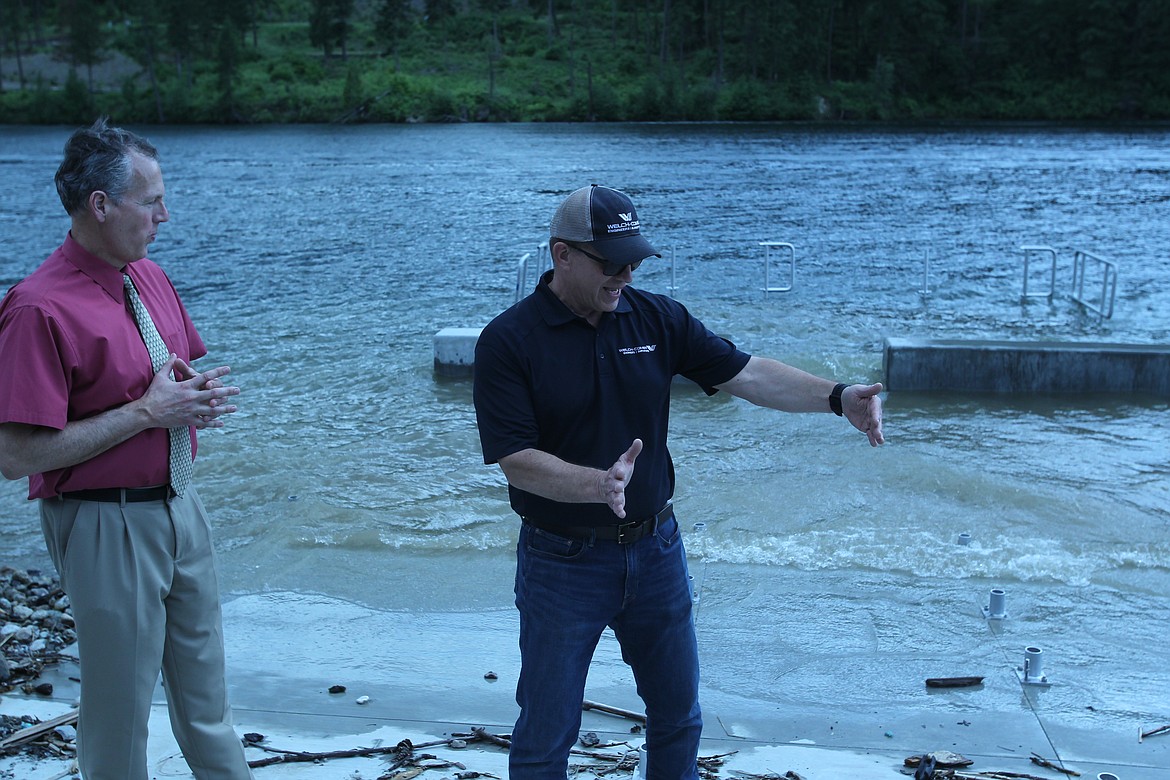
[829,383,849,416]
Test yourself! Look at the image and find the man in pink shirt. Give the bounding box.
[0,118,252,779]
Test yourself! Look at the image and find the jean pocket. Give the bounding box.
[654,515,681,546]
[524,525,588,561]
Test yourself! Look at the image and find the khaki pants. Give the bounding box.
[40,487,253,780]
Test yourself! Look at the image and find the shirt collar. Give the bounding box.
[534,269,633,328]
[61,232,129,303]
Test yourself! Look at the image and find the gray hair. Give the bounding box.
[54,117,160,215]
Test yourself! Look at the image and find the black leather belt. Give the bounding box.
[61,486,170,503]
[524,503,674,545]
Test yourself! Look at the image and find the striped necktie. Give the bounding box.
[123,273,193,497]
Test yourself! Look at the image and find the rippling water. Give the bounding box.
[1,123,1166,621]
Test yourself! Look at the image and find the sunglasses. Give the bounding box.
[568,243,643,277]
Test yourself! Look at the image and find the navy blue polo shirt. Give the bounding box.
[473,270,750,527]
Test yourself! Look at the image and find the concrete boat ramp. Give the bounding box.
[2,585,1168,780]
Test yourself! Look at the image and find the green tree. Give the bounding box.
[343,60,362,107]
[376,0,416,66]
[60,0,106,92]
[216,19,241,119]
[117,0,168,122]
[0,0,30,90]
[164,0,197,89]
[426,0,457,26]
[310,0,354,59]
[61,67,93,123]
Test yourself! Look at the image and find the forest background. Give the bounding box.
[1,0,1168,125]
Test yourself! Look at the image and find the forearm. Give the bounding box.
[498,448,607,505]
[0,403,152,480]
[716,356,838,412]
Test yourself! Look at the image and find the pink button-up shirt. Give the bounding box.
[0,234,206,499]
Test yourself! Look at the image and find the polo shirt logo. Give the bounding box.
[618,344,657,355]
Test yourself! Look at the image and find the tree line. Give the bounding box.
[1,0,1167,124]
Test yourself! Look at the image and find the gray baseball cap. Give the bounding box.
[549,184,660,266]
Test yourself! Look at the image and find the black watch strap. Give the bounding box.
[829,383,848,416]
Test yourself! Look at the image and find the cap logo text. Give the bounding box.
[607,218,639,233]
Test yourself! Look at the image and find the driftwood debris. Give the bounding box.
[900,751,1088,780]
[905,751,974,769]
[1028,753,1080,776]
[468,727,512,750]
[945,773,1065,780]
[245,733,497,774]
[0,708,78,751]
[469,726,629,764]
[466,726,734,779]
[235,723,735,780]
[925,676,985,688]
[1140,723,1170,741]
[582,699,648,723]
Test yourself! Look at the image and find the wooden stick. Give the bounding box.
[0,708,78,750]
[248,745,416,769]
[1140,723,1170,741]
[470,727,512,750]
[925,676,985,688]
[246,735,470,769]
[1028,752,1080,776]
[582,699,648,723]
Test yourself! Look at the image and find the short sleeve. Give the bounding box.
[0,305,72,430]
[472,324,540,465]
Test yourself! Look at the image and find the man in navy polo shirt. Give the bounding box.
[473,184,884,780]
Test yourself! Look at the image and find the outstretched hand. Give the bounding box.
[601,438,643,518]
[843,382,884,446]
[146,355,241,430]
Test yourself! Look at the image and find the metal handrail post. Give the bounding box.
[1071,249,1117,319]
[1020,245,1058,302]
[515,241,553,303]
[760,241,795,293]
[514,252,531,303]
[667,246,678,297]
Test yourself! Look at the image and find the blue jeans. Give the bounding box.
[511,513,702,780]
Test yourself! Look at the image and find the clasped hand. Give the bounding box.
[147,355,240,430]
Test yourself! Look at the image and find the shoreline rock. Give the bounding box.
[0,565,75,755]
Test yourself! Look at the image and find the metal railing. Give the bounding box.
[919,247,932,295]
[666,246,678,296]
[760,241,795,293]
[515,241,551,303]
[1020,245,1058,303]
[1071,249,1117,319]
[514,241,1117,319]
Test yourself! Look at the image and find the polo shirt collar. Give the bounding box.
[534,269,633,327]
[62,232,129,303]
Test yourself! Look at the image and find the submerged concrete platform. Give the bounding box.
[883,337,1170,394]
[433,327,483,378]
[440,332,1170,396]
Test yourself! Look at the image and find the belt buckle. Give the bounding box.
[615,519,641,545]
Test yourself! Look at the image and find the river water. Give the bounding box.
[1,123,1168,733]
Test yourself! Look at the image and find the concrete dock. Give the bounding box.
[438,331,1170,396]
[883,338,1170,395]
